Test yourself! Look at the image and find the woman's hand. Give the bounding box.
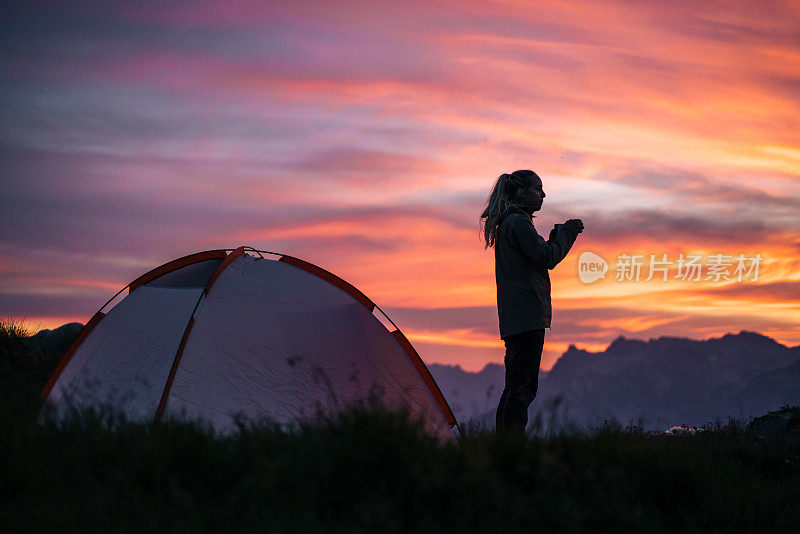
[564,219,584,234]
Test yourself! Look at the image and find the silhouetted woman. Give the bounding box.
[480,170,583,436]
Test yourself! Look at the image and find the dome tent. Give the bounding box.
[41,247,458,438]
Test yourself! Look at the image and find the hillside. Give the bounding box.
[1,321,799,531]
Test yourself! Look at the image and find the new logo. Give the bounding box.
[578,251,608,284]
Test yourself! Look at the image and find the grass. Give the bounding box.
[1,319,799,532]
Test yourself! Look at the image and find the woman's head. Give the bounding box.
[479,170,542,248]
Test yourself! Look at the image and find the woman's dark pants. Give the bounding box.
[496,328,545,436]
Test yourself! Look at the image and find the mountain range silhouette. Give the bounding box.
[429,331,800,432]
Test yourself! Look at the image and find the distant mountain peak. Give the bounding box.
[33,322,84,338]
[719,330,783,346]
[597,330,789,354]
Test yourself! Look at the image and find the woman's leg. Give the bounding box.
[495,388,508,431]
[496,328,545,435]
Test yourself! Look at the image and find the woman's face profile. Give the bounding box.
[518,176,545,211]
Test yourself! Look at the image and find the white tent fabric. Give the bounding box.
[45,285,203,420]
[42,249,456,438]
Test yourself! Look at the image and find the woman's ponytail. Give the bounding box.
[479,170,538,248]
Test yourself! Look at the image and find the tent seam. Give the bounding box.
[154,246,246,423]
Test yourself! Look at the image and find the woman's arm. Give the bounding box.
[509,215,581,270]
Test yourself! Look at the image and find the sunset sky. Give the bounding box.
[2,0,799,371]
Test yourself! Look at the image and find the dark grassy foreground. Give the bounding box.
[2,321,799,533]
